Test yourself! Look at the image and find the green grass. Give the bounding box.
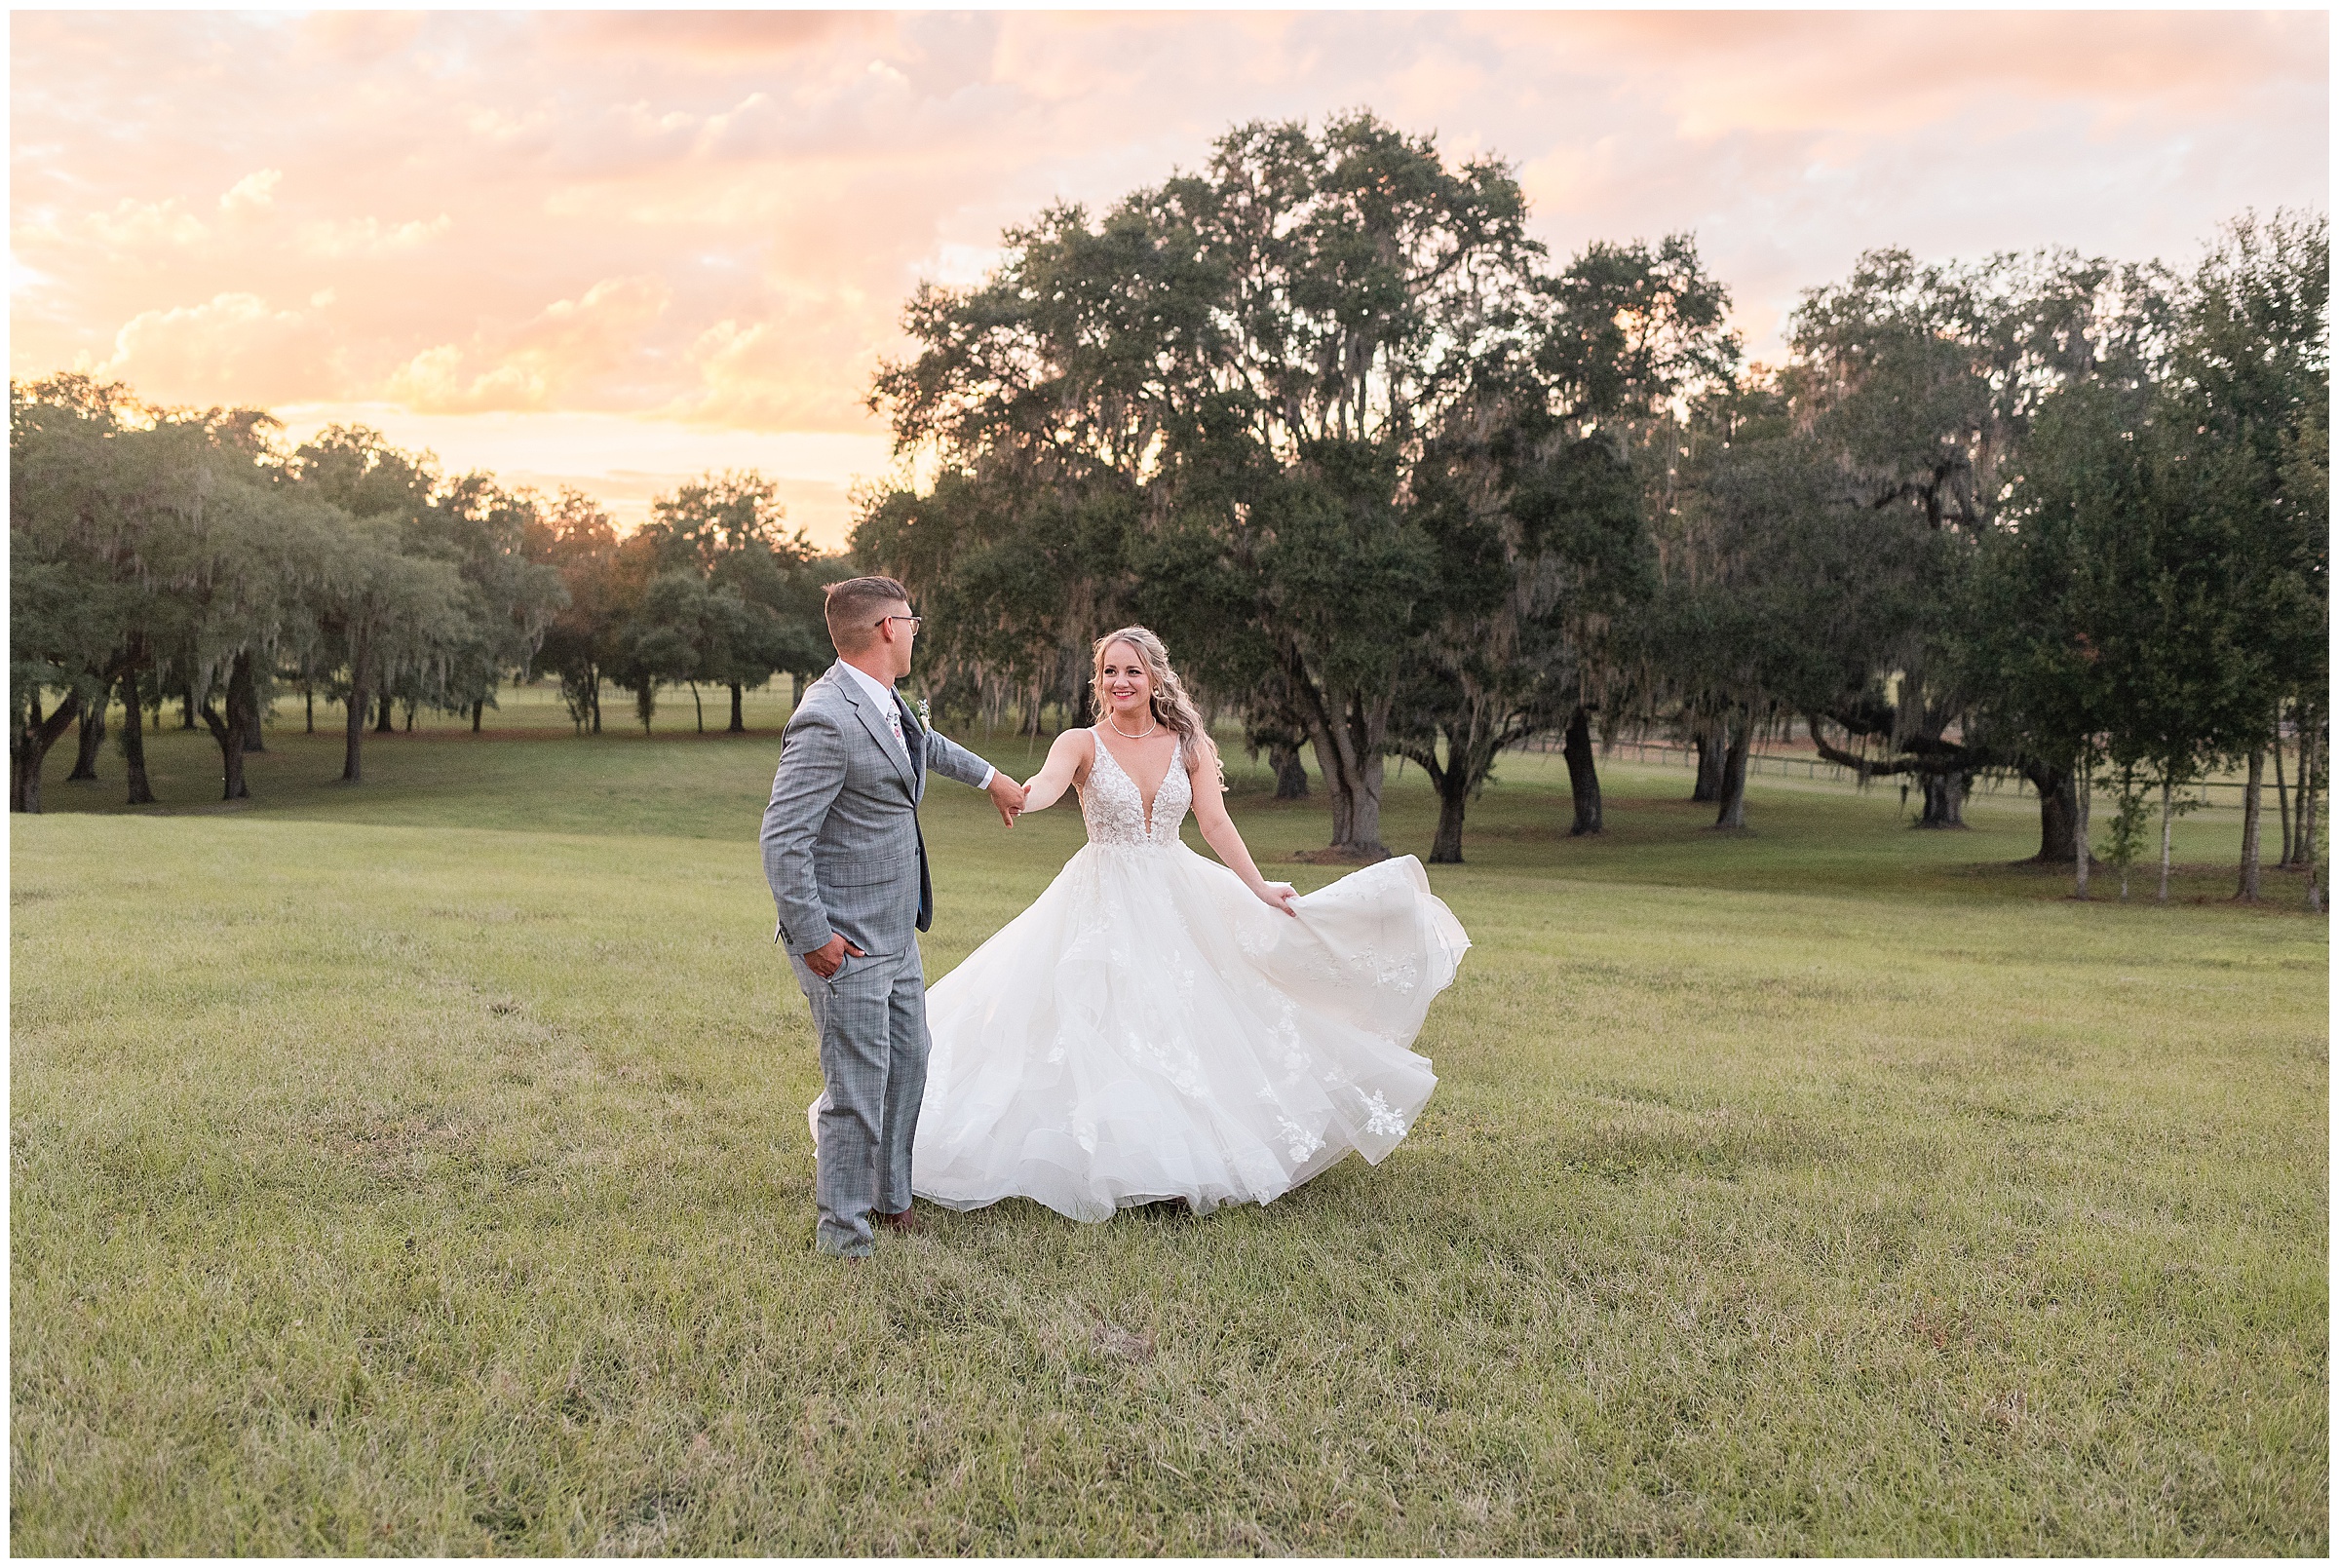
[12,686,2328,1552]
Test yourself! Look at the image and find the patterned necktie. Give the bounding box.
[894,692,921,760]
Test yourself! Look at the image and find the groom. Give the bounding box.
[761,575,1026,1258]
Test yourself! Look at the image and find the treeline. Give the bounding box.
[851,112,2328,902]
[9,379,841,811]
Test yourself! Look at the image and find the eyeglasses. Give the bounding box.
[875,614,924,632]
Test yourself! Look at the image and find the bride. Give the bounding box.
[907,626,1472,1222]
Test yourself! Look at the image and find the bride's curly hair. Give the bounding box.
[1092,626,1222,785]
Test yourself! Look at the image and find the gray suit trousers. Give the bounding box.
[788,942,928,1257]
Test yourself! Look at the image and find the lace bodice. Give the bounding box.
[1080,729,1191,848]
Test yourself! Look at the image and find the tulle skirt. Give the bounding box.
[909,844,1470,1221]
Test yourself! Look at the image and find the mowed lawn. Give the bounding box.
[12,688,2328,1553]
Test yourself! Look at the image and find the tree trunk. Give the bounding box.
[231,660,257,794]
[690,680,704,734]
[471,698,484,733]
[67,698,105,781]
[1428,763,1469,864]
[2023,761,2079,863]
[120,665,154,805]
[1711,718,1750,830]
[2237,746,2265,901]
[1303,687,1390,859]
[342,642,369,783]
[375,684,397,734]
[2304,710,2320,868]
[403,700,415,734]
[2156,776,2173,904]
[180,683,198,729]
[1916,772,1969,828]
[1345,715,1388,855]
[591,676,603,736]
[2295,715,2319,874]
[305,683,316,735]
[2273,717,2293,866]
[728,681,746,733]
[198,650,257,801]
[2072,757,2091,900]
[1562,705,1603,836]
[2302,713,2322,911]
[1691,722,1723,803]
[789,671,807,713]
[12,690,82,813]
[1270,743,1309,799]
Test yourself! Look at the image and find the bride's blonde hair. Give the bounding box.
[1092,626,1222,785]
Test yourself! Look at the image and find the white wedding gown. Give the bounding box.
[907,730,1472,1222]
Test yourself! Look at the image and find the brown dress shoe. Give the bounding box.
[874,1206,919,1234]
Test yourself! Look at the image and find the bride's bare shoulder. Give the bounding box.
[1049,725,1097,779]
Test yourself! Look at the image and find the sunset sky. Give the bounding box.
[11,9,2328,546]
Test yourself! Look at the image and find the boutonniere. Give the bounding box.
[915,698,932,728]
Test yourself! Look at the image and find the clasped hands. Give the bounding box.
[987,771,1028,827]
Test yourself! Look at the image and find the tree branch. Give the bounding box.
[1803,710,1974,779]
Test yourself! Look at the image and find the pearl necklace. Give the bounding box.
[1105,709,1159,740]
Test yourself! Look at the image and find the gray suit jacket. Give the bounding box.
[760,662,994,958]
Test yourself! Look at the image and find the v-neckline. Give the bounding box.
[1092,726,1178,836]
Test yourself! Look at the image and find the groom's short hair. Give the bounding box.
[824,575,911,653]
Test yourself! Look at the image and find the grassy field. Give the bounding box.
[12,684,2328,1552]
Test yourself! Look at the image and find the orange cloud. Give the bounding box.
[10,8,2324,532]
[384,276,674,413]
[297,212,453,261]
[218,170,282,214]
[81,196,207,250]
[677,311,882,432]
[89,291,339,407]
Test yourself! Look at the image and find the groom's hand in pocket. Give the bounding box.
[804,934,865,979]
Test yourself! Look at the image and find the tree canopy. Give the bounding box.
[851,114,2325,883]
[10,376,843,808]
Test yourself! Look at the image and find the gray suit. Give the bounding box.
[761,661,995,1256]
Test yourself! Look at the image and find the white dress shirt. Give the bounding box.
[836,661,993,788]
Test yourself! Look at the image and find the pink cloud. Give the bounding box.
[10,9,2324,531]
[541,10,874,66]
